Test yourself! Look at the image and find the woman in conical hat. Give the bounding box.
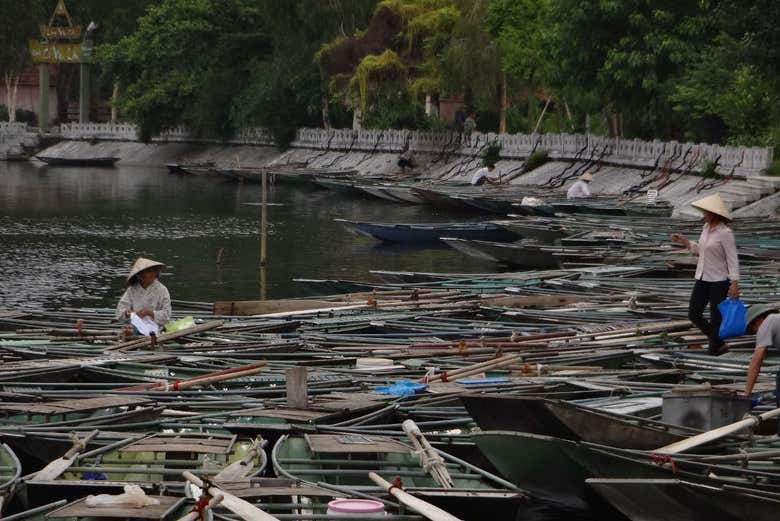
[115,257,172,328]
[671,193,739,356]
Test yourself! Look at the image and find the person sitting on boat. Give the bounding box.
[743,304,780,430]
[671,193,739,356]
[566,172,593,199]
[471,164,501,186]
[116,257,172,332]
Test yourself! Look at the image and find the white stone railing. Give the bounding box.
[56,122,773,177]
[60,122,138,141]
[0,122,27,134]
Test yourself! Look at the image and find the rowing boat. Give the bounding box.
[337,220,520,244]
[272,433,528,519]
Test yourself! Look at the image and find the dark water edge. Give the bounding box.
[0,162,498,310]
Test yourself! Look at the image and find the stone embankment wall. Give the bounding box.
[32,122,780,217]
[59,122,773,178]
[0,122,39,159]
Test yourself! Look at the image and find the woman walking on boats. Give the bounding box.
[671,193,739,356]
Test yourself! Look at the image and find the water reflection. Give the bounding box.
[0,161,497,309]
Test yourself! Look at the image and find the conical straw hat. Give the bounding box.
[126,257,165,285]
[691,193,732,221]
[580,172,593,182]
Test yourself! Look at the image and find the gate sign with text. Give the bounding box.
[30,0,85,64]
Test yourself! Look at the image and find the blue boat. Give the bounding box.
[336,219,521,244]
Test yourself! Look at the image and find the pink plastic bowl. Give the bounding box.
[326,499,386,515]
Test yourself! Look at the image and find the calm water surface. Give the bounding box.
[0,161,498,309]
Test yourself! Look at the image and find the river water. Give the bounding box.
[0,161,497,310]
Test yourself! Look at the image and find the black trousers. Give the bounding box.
[688,279,730,354]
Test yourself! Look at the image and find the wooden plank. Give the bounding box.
[305,434,411,454]
[46,496,183,519]
[481,294,590,308]
[0,396,152,415]
[214,299,339,316]
[120,434,236,454]
[232,408,331,421]
[286,367,308,409]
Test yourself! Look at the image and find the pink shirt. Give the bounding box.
[688,223,739,282]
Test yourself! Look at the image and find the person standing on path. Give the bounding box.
[463,112,476,145]
[671,193,739,356]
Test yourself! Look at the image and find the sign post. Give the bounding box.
[29,0,91,129]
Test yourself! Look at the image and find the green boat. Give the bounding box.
[27,432,267,500]
[588,478,780,521]
[0,443,21,515]
[0,396,161,430]
[272,433,528,520]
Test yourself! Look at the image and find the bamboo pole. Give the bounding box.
[368,472,463,521]
[656,407,780,454]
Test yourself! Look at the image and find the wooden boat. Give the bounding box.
[442,238,562,268]
[40,496,189,521]
[588,478,780,521]
[272,433,528,519]
[461,395,690,449]
[166,161,215,174]
[0,443,21,515]
[28,432,267,498]
[492,219,570,243]
[337,219,520,244]
[36,156,120,167]
[0,395,161,430]
[472,431,633,512]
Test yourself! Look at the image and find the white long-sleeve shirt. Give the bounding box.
[115,280,172,326]
[566,180,591,199]
[688,223,739,282]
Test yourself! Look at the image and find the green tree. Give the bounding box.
[0,0,48,122]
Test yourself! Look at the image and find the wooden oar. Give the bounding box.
[402,420,452,488]
[115,362,266,391]
[30,429,100,481]
[182,471,280,521]
[214,437,265,482]
[656,407,780,454]
[105,320,224,351]
[369,472,463,521]
[175,494,223,521]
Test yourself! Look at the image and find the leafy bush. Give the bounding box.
[698,160,720,179]
[523,149,549,173]
[481,140,502,167]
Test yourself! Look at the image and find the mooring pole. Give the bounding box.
[260,170,268,266]
[38,65,49,130]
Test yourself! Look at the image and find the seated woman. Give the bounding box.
[116,257,172,332]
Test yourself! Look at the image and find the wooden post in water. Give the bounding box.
[260,170,268,266]
[260,169,268,300]
[286,367,308,409]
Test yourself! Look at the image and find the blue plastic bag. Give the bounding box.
[718,298,746,338]
[374,380,427,396]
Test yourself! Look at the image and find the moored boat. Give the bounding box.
[36,156,120,167]
[337,219,520,244]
